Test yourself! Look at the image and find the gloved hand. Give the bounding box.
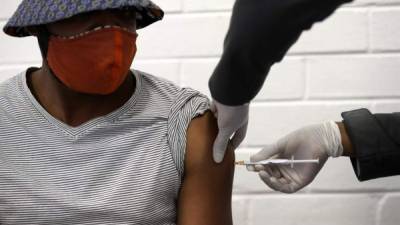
[211,99,249,163]
[248,121,343,193]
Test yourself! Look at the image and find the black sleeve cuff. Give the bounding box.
[341,108,400,181]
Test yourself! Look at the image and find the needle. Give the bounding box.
[235,156,319,168]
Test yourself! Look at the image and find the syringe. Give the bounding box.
[235,156,319,168]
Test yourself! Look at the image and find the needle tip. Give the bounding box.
[235,160,246,165]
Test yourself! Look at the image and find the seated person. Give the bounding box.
[0,1,234,224]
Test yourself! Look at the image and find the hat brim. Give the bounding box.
[3,0,164,37]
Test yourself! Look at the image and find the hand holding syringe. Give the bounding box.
[235,155,319,168]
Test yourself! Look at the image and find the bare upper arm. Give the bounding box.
[177,111,234,225]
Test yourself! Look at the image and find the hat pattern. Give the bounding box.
[4,0,164,37]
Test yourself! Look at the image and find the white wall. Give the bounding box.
[1,1,400,225]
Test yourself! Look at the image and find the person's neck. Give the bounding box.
[27,63,135,127]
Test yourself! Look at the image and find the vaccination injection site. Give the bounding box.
[1,0,400,224]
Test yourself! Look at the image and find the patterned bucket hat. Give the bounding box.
[3,0,164,37]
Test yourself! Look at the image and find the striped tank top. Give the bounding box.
[0,68,210,225]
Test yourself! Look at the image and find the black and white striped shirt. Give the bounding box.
[0,69,210,225]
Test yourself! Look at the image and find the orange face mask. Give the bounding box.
[47,27,137,95]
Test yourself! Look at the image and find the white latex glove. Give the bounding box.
[248,121,343,193]
[211,99,249,163]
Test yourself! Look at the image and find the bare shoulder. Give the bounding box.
[177,110,234,225]
[185,110,235,173]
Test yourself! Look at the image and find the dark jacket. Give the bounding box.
[209,0,352,105]
[209,0,400,181]
[342,109,400,181]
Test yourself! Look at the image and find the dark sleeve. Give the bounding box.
[341,109,400,181]
[209,0,353,106]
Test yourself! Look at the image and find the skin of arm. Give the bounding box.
[177,111,234,225]
[337,122,355,157]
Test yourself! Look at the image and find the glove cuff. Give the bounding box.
[323,121,344,158]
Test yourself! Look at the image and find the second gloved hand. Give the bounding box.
[249,121,343,193]
[211,99,249,163]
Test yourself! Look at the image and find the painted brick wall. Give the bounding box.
[1,1,400,224]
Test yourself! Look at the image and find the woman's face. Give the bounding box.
[46,8,137,37]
